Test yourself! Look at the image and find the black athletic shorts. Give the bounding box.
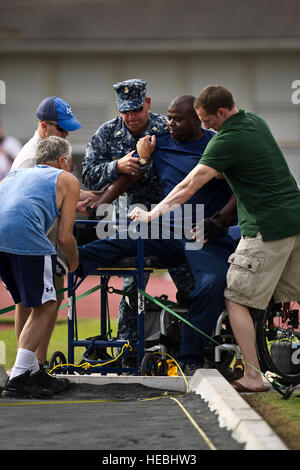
[0,252,57,308]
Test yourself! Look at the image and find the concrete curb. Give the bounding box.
[57,373,188,392]
[188,369,288,450]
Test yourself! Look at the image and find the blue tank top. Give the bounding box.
[0,165,63,255]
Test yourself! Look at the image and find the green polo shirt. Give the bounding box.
[200,110,300,241]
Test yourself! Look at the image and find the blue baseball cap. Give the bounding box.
[36,96,82,132]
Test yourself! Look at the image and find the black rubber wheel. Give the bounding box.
[49,351,67,374]
[140,352,168,376]
[254,303,300,385]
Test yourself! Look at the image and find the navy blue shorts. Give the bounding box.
[0,252,57,308]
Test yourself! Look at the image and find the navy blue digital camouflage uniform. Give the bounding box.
[81,79,193,346]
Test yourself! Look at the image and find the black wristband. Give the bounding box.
[210,211,228,229]
[204,217,224,240]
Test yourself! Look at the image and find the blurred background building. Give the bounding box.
[1,0,300,181]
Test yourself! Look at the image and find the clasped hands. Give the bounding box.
[116,135,156,177]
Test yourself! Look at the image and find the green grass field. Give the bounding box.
[244,392,300,450]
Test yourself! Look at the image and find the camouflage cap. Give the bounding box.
[113,79,147,112]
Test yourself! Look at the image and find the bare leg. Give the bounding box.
[15,303,31,342]
[15,298,63,364]
[35,298,62,363]
[9,300,62,385]
[19,300,58,353]
[226,299,265,391]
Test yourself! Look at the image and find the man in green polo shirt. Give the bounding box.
[130,85,300,393]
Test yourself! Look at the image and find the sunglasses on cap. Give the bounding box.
[122,106,144,114]
[44,121,67,133]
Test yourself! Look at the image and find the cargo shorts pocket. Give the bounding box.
[226,253,264,298]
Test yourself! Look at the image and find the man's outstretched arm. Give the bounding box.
[130,163,218,222]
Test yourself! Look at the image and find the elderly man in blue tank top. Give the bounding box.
[0,136,80,399]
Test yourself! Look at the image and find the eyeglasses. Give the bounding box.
[122,106,144,114]
[45,121,67,133]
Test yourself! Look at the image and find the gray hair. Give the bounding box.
[35,136,72,165]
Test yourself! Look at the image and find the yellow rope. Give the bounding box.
[48,341,132,375]
[170,397,217,451]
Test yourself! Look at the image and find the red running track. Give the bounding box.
[0,273,177,327]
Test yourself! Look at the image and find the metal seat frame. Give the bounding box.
[66,221,161,375]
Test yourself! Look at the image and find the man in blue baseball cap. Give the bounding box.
[12,96,82,169]
[36,96,82,132]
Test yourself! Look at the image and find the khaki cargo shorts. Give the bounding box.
[224,233,300,309]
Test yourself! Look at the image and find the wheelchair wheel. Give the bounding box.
[140,352,168,376]
[254,303,300,385]
[49,351,67,374]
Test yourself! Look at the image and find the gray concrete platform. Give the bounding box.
[0,365,290,450]
[55,369,288,450]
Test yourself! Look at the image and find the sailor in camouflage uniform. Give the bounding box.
[82,79,167,209]
[82,79,193,364]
